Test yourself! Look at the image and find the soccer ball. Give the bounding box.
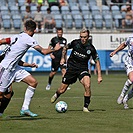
[55,101,68,113]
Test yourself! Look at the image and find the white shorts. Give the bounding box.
[0,65,30,92]
[125,63,133,76]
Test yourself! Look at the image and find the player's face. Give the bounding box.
[57,30,63,38]
[80,32,89,44]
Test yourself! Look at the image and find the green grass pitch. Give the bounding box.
[0,73,133,133]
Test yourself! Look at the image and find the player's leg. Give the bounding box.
[80,75,91,112]
[51,83,68,103]
[51,69,75,103]
[46,71,56,90]
[61,66,71,90]
[0,86,14,117]
[117,65,133,104]
[46,60,58,90]
[20,74,38,117]
[122,71,133,109]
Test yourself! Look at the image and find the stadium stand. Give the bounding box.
[0,0,132,33]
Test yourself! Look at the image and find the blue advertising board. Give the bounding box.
[0,50,127,71]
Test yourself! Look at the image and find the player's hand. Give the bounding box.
[98,76,102,84]
[30,63,38,68]
[110,51,116,57]
[50,54,55,59]
[60,58,65,65]
[54,43,61,51]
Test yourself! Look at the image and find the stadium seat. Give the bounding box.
[83,14,93,29]
[63,14,73,29]
[30,6,37,14]
[20,5,26,14]
[51,6,60,14]
[9,6,20,15]
[91,5,101,17]
[61,6,70,15]
[18,0,25,7]
[103,14,113,29]
[12,15,22,29]
[2,14,12,29]
[73,14,83,29]
[70,5,80,15]
[80,4,90,15]
[113,14,122,28]
[94,14,103,29]
[0,6,9,15]
[54,14,63,28]
[41,5,48,14]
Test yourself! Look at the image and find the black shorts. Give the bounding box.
[51,59,66,72]
[62,68,91,85]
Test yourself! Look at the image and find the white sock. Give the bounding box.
[21,86,35,111]
[121,79,132,97]
[126,88,133,101]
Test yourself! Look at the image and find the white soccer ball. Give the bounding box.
[55,101,68,113]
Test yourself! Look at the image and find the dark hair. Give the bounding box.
[47,7,51,12]
[56,27,63,31]
[24,20,36,32]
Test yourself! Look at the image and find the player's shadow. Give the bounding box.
[68,109,106,112]
[1,115,61,121]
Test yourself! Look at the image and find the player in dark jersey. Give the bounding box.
[51,28,102,112]
[46,28,70,90]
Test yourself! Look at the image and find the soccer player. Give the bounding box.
[46,28,70,90]
[0,20,61,117]
[110,34,133,109]
[51,28,102,112]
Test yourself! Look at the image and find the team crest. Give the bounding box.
[87,50,91,54]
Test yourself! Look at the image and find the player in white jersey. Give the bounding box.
[0,20,61,117]
[110,34,133,109]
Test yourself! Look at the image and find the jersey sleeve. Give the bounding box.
[125,37,130,46]
[91,45,99,61]
[10,35,18,44]
[49,37,59,47]
[67,40,76,49]
[28,38,38,48]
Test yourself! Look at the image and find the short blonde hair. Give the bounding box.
[80,28,90,35]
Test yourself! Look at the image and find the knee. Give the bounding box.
[30,79,38,88]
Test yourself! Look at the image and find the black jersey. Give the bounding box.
[49,36,67,61]
[67,39,99,70]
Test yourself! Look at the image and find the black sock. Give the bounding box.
[0,91,14,113]
[56,91,61,98]
[48,76,54,85]
[84,96,90,108]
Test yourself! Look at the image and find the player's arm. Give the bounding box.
[33,43,61,55]
[0,38,11,45]
[110,42,126,57]
[95,59,102,84]
[60,44,69,65]
[18,60,38,68]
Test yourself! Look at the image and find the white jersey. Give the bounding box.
[125,34,133,66]
[124,34,133,75]
[0,32,38,70]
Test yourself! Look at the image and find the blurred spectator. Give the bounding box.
[111,0,123,8]
[47,0,60,9]
[33,6,44,32]
[23,6,33,22]
[121,2,133,30]
[43,7,56,33]
[26,0,37,6]
[59,0,68,6]
[37,0,44,6]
